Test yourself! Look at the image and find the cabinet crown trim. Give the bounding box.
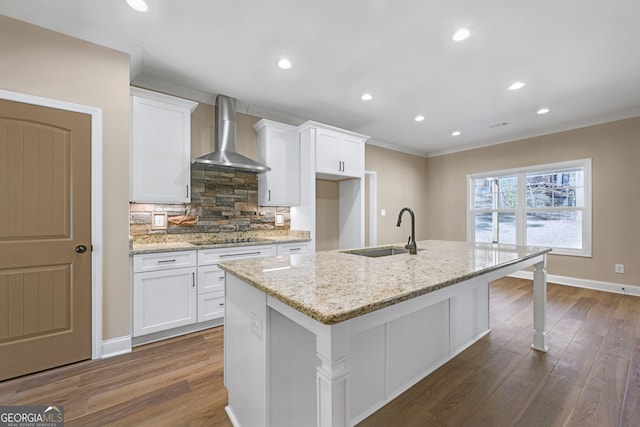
[253,119,297,132]
[130,86,199,112]
[297,120,369,140]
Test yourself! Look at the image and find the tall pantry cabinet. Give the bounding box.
[293,121,369,250]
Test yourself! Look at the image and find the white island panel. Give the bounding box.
[220,240,550,426]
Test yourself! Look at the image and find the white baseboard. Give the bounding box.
[509,271,640,297]
[101,336,132,359]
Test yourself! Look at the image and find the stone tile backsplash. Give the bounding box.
[130,169,289,236]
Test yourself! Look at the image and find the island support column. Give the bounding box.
[532,255,549,352]
[316,321,351,427]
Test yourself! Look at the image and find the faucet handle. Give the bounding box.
[406,236,412,246]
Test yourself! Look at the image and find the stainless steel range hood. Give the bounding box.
[192,94,270,173]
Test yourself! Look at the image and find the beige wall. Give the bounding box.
[365,145,430,245]
[0,16,131,340]
[315,180,340,251]
[425,117,640,287]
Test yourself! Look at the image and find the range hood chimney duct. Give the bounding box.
[192,94,270,173]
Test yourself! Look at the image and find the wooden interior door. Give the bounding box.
[0,99,92,381]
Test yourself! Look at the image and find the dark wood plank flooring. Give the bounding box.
[1,278,639,426]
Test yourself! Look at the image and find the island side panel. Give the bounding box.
[268,309,318,426]
[224,274,268,427]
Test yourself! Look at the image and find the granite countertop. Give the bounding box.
[219,240,551,325]
[130,231,311,254]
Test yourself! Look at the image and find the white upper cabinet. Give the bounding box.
[254,119,300,206]
[130,87,198,203]
[301,121,368,180]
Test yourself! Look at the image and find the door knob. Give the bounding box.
[75,245,87,253]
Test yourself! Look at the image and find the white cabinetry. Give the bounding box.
[132,244,278,340]
[130,87,198,203]
[313,124,365,180]
[276,241,310,256]
[196,264,226,322]
[253,119,300,206]
[133,251,197,336]
[294,121,369,250]
[197,244,276,323]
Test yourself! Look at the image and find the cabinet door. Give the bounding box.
[340,134,364,178]
[131,92,194,203]
[258,124,300,206]
[315,128,341,175]
[133,268,197,336]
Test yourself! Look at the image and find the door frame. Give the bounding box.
[365,170,377,246]
[0,89,104,359]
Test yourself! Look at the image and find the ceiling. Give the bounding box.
[2,0,639,157]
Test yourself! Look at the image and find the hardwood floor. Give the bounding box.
[1,277,639,426]
[0,327,232,426]
[360,278,640,427]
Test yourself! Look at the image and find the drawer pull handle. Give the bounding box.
[219,251,262,259]
[219,303,225,307]
[157,259,177,264]
[289,247,301,251]
[219,276,225,280]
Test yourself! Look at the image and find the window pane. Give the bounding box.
[527,211,583,249]
[498,212,516,244]
[473,178,493,209]
[498,176,518,209]
[474,212,493,243]
[474,212,516,244]
[526,189,552,208]
[527,169,584,208]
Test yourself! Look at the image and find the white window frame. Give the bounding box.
[467,159,592,257]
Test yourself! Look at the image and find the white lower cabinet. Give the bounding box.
[197,264,226,322]
[276,241,310,255]
[133,243,302,338]
[197,244,276,323]
[133,253,197,337]
[198,291,225,322]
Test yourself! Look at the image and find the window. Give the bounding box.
[468,159,592,256]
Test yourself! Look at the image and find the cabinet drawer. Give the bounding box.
[198,291,225,322]
[198,244,276,265]
[134,250,196,272]
[276,241,310,256]
[198,264,225,294]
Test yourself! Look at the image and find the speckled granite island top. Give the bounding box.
[219,240,551,325]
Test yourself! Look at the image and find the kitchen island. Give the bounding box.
[219,240,551,427]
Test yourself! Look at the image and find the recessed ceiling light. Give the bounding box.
[277,58,292,69]
[452,28,472,42]
[361,93,373,101]
[126,0,148,12]
[537,108,550,115]
[452,131,461,136]
[414,115,425,122]
[508,81,526,90]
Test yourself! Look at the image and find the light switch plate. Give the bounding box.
[151,212,168,230]
[275,213,285,226]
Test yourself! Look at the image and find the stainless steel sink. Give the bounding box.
[343,247,409,257]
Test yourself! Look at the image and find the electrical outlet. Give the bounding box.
[381,209,386,217]
[250,313,262,338]
[615,264,625,274]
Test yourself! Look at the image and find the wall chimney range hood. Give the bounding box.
[192,94,271,173]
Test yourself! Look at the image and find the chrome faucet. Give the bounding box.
[396,207,417,254]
